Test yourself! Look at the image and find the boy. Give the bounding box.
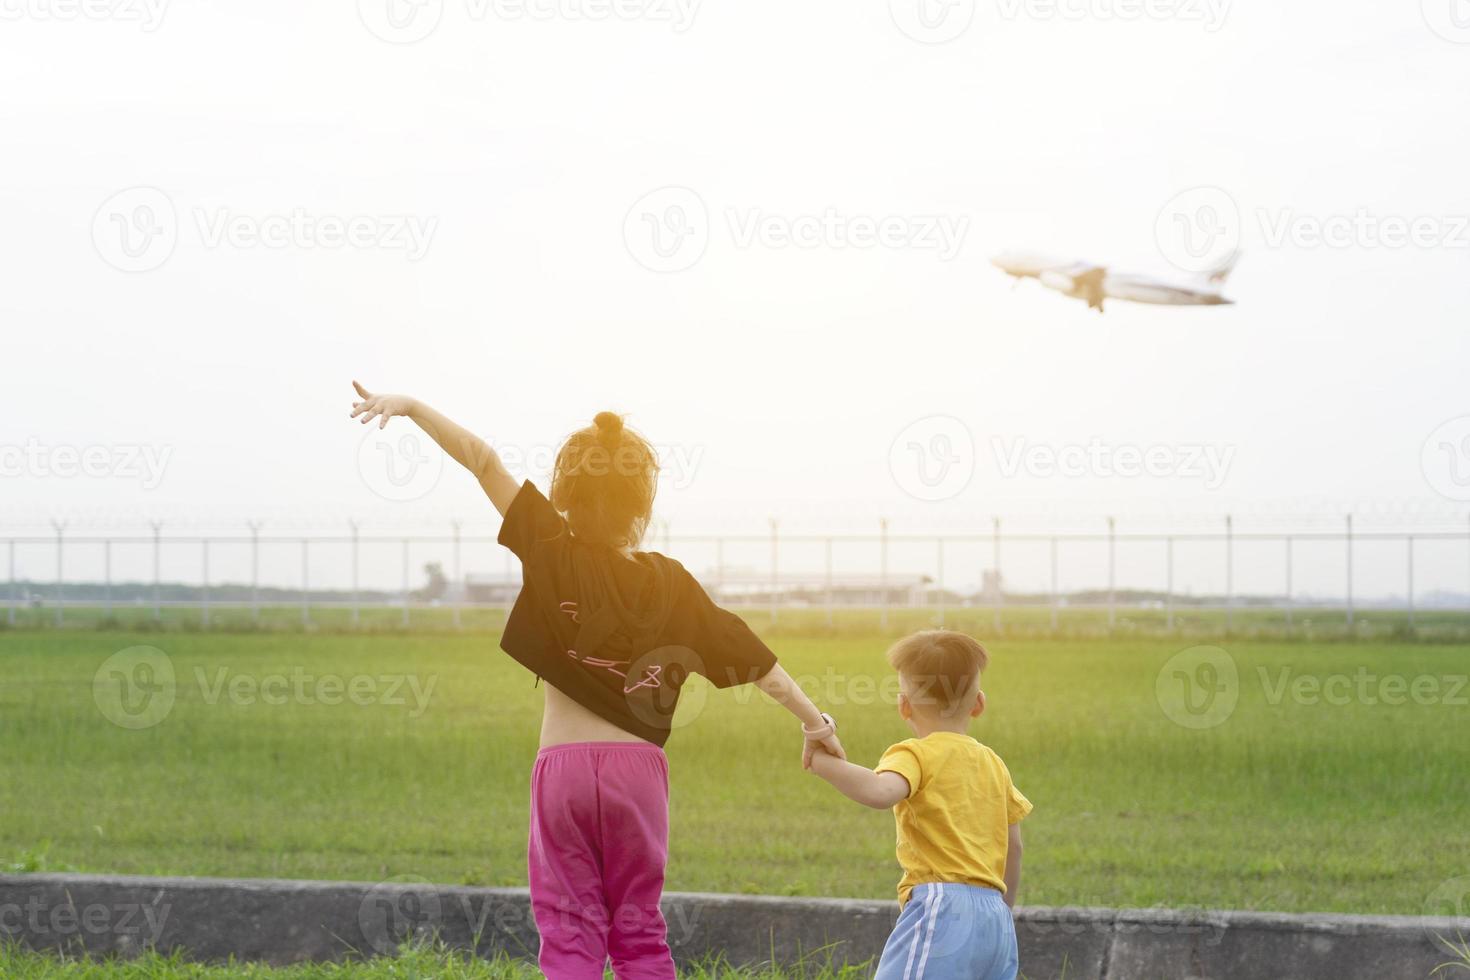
[807,630,1030,980]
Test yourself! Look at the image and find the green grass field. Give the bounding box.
[3,620,1468,919]
[0,944,868,979]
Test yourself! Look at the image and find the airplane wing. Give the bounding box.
[1040,263,1109,312]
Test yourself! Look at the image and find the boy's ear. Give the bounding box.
[898,691,913,721]
[970,689,987,719]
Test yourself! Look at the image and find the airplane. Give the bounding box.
[990,250,1240,313]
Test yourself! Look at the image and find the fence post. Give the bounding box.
[150,520,162,624]
[1166,535,1174,633]
[824,537,833,628]
[349,520,360,629]
[714,537,724,604]
[301,538,310,628]
[201,539,210,630]
[1345,515,1354,630]
[248,521,261,626]
[1107,517,1116,631]
[769,519,779,626]
[452,519,462,631]
[936,537,945,628]
[1406,535,1415,631]
[1050,536,1059,632]
[7,539,14,627]
[402,538,411,628]
[992,517,1001,634]
[103,538,112,620]
[52,519,65,628]
[1225,515,1234,634]
[1285,536,1293,633]
[879,518,889,631]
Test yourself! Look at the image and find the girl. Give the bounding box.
[349,382,845,980]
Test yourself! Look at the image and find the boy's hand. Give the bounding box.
[350,381,416,429]
[802,731,845,771]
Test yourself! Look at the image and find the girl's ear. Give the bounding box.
[898,692,913,721]
[970,689,987,719]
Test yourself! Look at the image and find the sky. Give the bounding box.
[1,0,1468,597]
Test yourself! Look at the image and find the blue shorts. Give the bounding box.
[873,883,1018,980]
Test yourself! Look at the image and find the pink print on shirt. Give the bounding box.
[559,601,662,695]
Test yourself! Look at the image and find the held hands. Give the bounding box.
[349,381,416,429]
[801,713,845,771]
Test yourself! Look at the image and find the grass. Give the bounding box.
[2,621,1469,916]
[7,601,1470,643]
[0,944,871,979]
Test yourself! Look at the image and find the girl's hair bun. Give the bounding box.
[593,411,624,443]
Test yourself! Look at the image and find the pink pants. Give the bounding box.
[528,741,675,980]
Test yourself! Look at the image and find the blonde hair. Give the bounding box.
[886,630,990,716]
[550,412,659,551]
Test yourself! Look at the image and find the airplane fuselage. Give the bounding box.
[991,251,1235,312]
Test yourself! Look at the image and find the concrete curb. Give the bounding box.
[3,873,1467,978]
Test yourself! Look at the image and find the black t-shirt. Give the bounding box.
[496,481,777,746]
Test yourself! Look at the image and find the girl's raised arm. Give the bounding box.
[350,380,521,516]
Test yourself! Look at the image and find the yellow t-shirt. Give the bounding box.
[875,731,1032,908]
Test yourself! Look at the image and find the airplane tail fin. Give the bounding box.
[1199,249,1241,287]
